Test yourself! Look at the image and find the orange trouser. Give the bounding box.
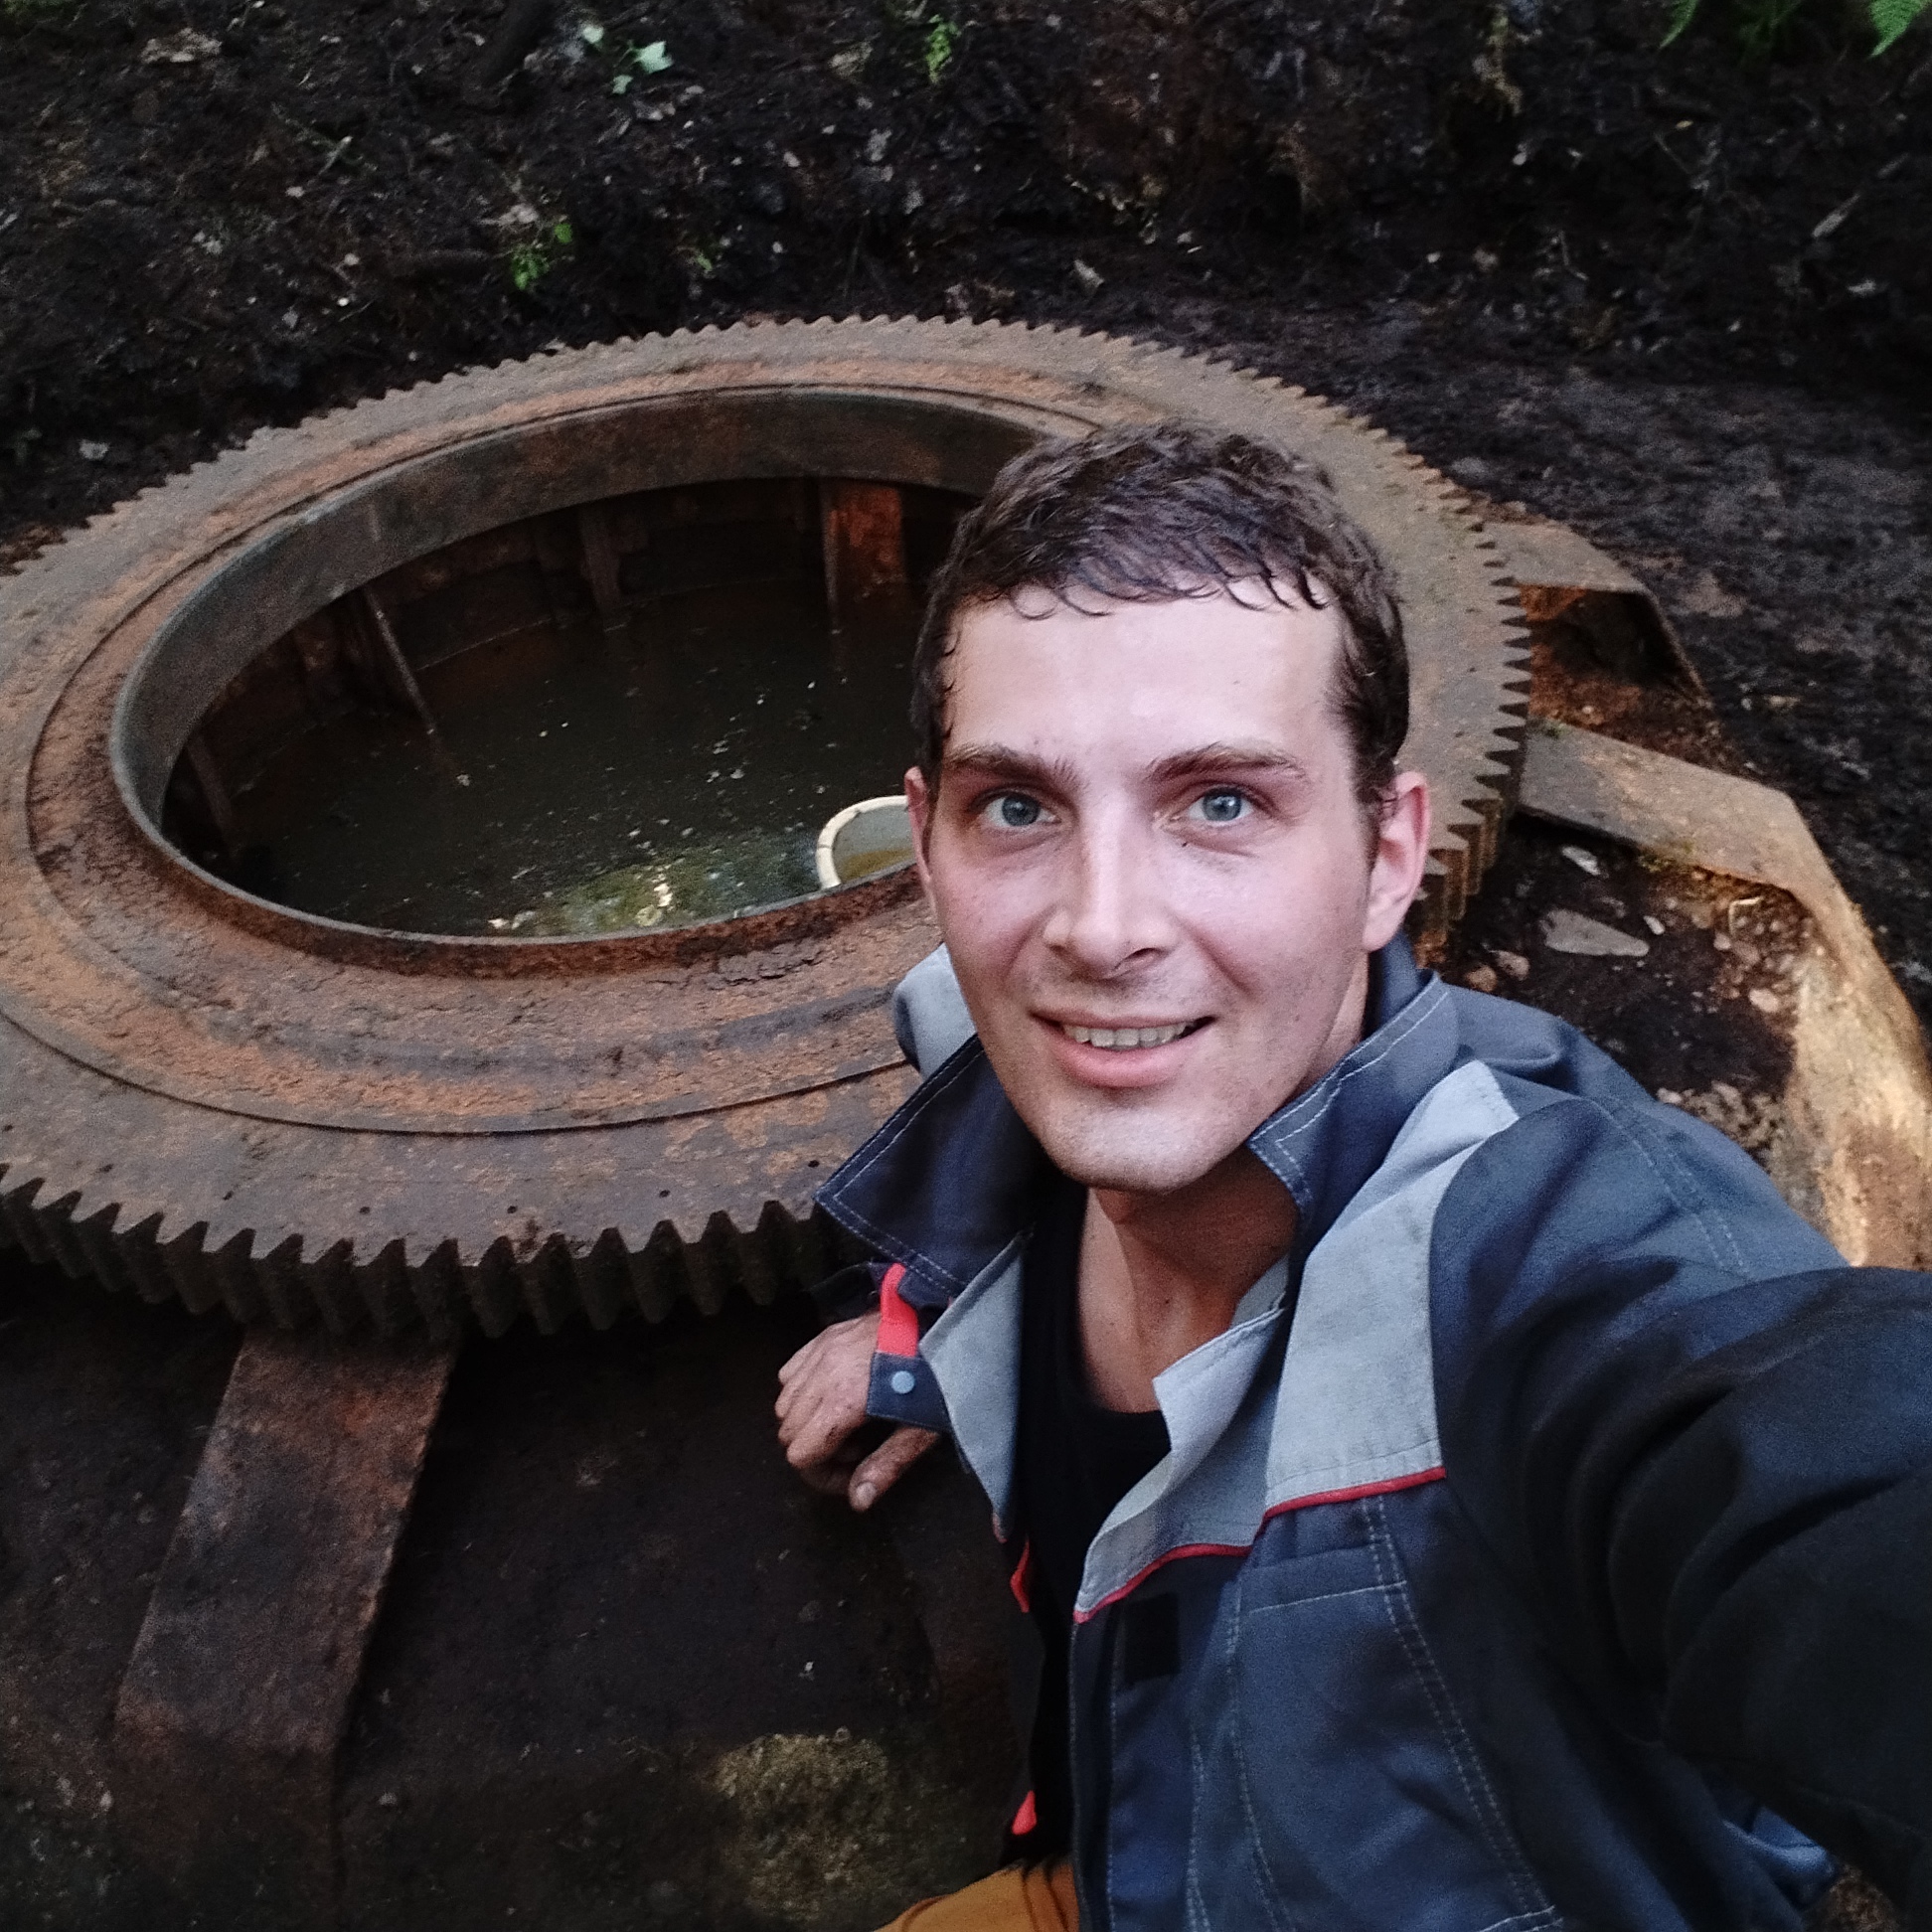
[876,1860,1078,1931]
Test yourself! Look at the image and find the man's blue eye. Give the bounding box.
[996,794,1042,828]
[1199,789,1246,823]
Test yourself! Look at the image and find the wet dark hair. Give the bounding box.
[911,422,1407,813]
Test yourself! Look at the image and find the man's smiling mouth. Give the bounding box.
[1057,1019,1208,1050]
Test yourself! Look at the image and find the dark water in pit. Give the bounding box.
[225,580,915,936]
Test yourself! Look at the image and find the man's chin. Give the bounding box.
[1032,1114,1241,1199]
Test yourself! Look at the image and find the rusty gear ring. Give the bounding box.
[0,319,1527,1338]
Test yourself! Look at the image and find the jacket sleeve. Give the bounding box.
[1432,1093,1932,1924]
[864,1260,952,1432]
[806,1257,954,1434]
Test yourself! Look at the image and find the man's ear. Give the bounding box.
[903,765,936,901]
[1361,771,1431,952]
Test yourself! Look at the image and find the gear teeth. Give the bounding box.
[74,1203,136,1298]
[685,1212,736,1317]
[3,1176,54,1265]
[306,1240,364,1337]
[579,1228,633,1332]
[161,1221,224,1316]
[210,1229,265,1325]
[630,1220,688,1324]
[463,1239,522,1338]
[353,1238,415,1336]
[114,1213,178,1305]
[403,1240,467,1344]
[515,1235,579,1335]
[257,1233,316,1329]
[31,1190,90,1280]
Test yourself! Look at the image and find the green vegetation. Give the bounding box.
[508,218,573,293]
[1665,0,1929,55]
[1871,0,1931,49]
[922,15,959,81]
[603,33,673,94]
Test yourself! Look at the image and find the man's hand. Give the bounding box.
[775,1310,938,1511]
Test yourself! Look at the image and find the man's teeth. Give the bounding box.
[1061,1021,1196,1050]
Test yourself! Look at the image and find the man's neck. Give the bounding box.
[1076,1150,1300,1413]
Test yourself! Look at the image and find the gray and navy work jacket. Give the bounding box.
[817,938,1932,1932]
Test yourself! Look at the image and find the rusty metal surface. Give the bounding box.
[0,319,1527,1333]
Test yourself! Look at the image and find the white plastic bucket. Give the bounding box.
[815,794,914,889]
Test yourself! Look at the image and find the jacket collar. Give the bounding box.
[816,936,1458,1300]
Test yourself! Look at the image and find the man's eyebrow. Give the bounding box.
[941,743,1081,791]
[1147,742,1312,785]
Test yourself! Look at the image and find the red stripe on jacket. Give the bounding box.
[876,1261,920,1358]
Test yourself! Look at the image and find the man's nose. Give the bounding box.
[1041,810,1175,976]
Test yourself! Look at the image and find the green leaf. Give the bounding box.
[922,15,958,81]
[633,38,672,72]
[1661,0,1701,44]
[1871,0,1929,53]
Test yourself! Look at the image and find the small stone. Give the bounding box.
[1071,257,1104,293]
[1559,845,1602,877]
[378,1791,399,1808]
[1462,963,1500,994]
[1541,909,1649,959]
[1492,949,1530,981]
[140,27,222,64]
[1643,914,1666,935]
[1712,932,1732,953]
[78,440,108,462]
[1748,988,1783,1016]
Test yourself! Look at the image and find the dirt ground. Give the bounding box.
[3,0,1929,1017]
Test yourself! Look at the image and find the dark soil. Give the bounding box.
[1442,812,1810,1142]
[0,1253,1018,1931]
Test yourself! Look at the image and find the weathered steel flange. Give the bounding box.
[0,318,1528,1336]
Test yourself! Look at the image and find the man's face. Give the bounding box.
[904,587,1430,1197]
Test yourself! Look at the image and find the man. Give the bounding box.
[774,424,1932,1932]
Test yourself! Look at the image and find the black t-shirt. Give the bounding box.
[1014,1175,1171,1854]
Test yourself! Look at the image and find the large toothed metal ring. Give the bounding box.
[0,319,1527,1336]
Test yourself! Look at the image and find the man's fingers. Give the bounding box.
[849,1426,940,1512]
[793,1446,864,1498]
[775,1327,833,1393]
[781,1395,866,1473]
